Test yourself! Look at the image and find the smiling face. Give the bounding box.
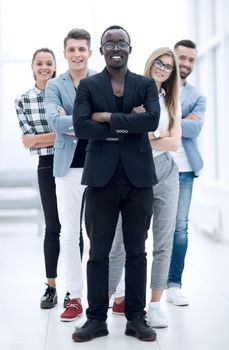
[32,51,56,85]
[100,28,131,70]
[175,45,196,80]
[64,38,92,73]
[150,54,174,89]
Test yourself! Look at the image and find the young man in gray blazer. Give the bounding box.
[46,28,96,322]
[72,25,160,342]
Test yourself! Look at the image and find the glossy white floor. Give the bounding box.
[0,217,229,350]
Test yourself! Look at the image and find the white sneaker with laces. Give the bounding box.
[166,287,189,306]
[147,302,168,328]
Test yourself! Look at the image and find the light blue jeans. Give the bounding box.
[167,171,195,288]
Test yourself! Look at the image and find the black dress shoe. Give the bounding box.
[72,319,108,342]
[40,284,57,309]
[125,316,157,341]
[63,291,70,308]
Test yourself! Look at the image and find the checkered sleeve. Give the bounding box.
[15,95,34,135]
[14,87,54,156]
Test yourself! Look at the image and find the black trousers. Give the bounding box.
[85,184,153,321]
[38,155,84,279]
[38,155,61,278]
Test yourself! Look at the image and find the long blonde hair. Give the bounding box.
[144,47,180,130]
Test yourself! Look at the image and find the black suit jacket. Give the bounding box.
[73,68,160,188]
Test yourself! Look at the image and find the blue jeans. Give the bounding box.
[168,171,195,288]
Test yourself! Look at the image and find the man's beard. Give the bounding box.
[180,70,191,80]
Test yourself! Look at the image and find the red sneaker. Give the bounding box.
[60,299,83,322]
[112,299,125,315]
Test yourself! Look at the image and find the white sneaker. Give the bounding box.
[166,287,189,306]
[147,302,168,328]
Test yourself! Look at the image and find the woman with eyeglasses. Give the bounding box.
[109,47,181,328]
[143,47,181,328]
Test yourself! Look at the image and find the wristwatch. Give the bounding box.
[154,129,161,139]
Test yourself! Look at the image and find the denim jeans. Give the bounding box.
[168,171,195,288]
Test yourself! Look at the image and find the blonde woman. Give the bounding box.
[109,47,181,328]
[144,47,181,328]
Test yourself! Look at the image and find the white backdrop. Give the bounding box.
[0,0,188,170]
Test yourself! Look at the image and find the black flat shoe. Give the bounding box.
[125,316,157,341]
[63,291,70,308]
[40,284,57,309]
[72,319,108,342]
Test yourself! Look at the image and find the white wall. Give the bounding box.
[188,0,229,243]
[0,0,188,171]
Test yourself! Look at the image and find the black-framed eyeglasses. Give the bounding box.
[153,59,175,74]
[101,41,130,51]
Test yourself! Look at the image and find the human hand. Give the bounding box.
[148,128,169,141]
[91,112,111,123]
[185,112,199,120]
[57,106,66,116]
[21,134,36,148]
[132,105,146,113]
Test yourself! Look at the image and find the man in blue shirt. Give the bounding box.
[167,40,206,306]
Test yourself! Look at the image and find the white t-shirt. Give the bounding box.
[170,87,192,172]
[152,89,182,160]
[171,144,192,172]
[152,90,169,158]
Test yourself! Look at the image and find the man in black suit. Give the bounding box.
[72,25,160,342]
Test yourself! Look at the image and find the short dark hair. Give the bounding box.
[32,48,56,78]
[64,28,91,49]
[174,39,196,50]
[100,25,131,45]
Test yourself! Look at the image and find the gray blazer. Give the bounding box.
[181,83,206,175]
[45,70,96,177]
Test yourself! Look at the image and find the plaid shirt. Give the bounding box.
[15,86,54,156]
